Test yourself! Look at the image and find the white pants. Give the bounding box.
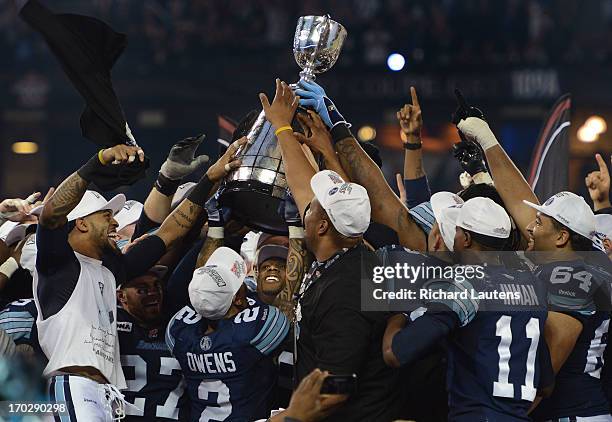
[545,415,612,422]
[44,374,127,422]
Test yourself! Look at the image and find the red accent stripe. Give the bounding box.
[527,98,571,184]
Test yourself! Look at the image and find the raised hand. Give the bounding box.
[0,194,39,222]
[259,79,300,129]
[293,110,335,158]
[295,79,346,129]
[452,140,488,176]
[160,134,210,180]
[585,154,611,210]
[206,136,247,183]
[397,86,423,144]
[101,144,145,164]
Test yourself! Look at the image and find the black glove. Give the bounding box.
[451,88,486,125]
[78,152,150,192]
[160,134,209,180]
[452,140,488,176]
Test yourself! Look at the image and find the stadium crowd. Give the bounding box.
[3,0,612,72]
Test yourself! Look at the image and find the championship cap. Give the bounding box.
[189,247,247,320]
[31,190,125,222]
[596,214,612,240]
[430,192,465,251]
[171,182,197,209]
[310,170,371,237]
[524,192,596,240]
[455,197,511,239]
[114,200,143,231]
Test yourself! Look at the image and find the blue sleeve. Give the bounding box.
[422,278,479,327]
[165,239,203,317]
[404,175,431,208]
[249,306,290,356]
[35,224,81,319]
[165,309,181,353]
[0,300,36,344]
[391,310,458,367]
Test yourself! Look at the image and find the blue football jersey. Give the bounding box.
[166,304,289,422]
[532,260,612,419]
[117,307,188,421]
[426,265,548,422]
[0,298,46,363]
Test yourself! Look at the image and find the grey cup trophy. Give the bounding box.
[219,15,347,234]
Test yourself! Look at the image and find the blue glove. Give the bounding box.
[295,80,347,129]
[205,189,231,227]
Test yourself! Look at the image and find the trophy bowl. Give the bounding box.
[293,15,347,81]
[220,15,347,235]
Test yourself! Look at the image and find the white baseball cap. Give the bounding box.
[114,200,143,231]
[0,222,28,246]
[430,192,465,251]
[524,192,596,240]
[455,197,512,239]
[189,247,247,320]
[310,170,371,237]
[172,182,197,209]
[596,214,612,240]
[30,190,125,222]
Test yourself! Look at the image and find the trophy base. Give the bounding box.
[219,180,288,235]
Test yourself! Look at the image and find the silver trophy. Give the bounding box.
[220,15,347,234]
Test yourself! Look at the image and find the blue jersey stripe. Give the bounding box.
[250,307,278,345]
[422,279,479,326]
[260,316,289,355]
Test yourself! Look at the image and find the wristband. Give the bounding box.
[187,174,214,207]
[288,226,304,239]
[274,126,293,136]
[98,149,108,165]
[207,226,224,239]
[330,122,353,145]
[403,142,422,150]
[77,153,106,183]
[0,257,19,278]
[472,171,494,185]
[154,172,181,196]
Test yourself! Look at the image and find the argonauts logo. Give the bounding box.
[200,336,212,351]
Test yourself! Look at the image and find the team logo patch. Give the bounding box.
[200,336,212,351]
[117,321,132,332]
[544,196,555,206]
[202,267,226,287]
[148,328,158,339]
[328,187,339,196]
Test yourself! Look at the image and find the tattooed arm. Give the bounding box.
[196,235,224,268]
[275,235,312,320]
[39,145,144,229]
[335,135,427,251]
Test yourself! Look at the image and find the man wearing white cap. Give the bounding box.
[33,140,244,421]
[384,197,551,421]
[260,79,400,421]
[457,116,612,421]
[166,247,290,420]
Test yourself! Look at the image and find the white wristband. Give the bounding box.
[288,226,304,239]
[207,226,224,239]
[0,257,19,278]
[472,172,494,185]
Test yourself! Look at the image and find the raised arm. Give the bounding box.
[155,138,246,249]
[585,154,611,212]
[457,117,538,241]
[295,80,426,250]
[259,79,315,217]
[145,135,210,224]
[40,145,144,229]
[294,111,350,181]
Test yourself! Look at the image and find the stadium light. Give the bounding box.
[577,125,599,143]
[357,126,376,142]
[12,141,39,154]
[585,116,607,135]
[387,53,405,71]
